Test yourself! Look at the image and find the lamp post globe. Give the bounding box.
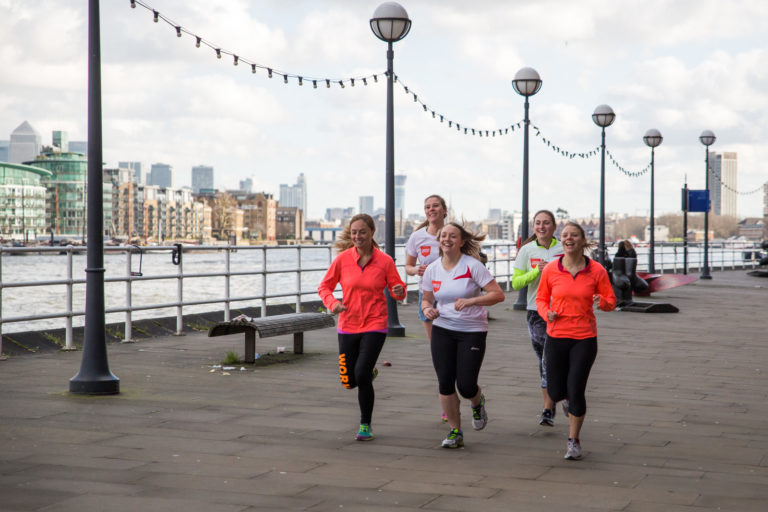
[511,67,542,310]
[643,129,663,273]
[699,129,716,280]
[370,2,410,336]
[592,104,615,267]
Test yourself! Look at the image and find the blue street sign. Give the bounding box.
[687,189,709,212]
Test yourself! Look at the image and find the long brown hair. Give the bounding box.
[438,222,486,261]
[334,214,379,252]
[415,194,448,231]
[521,209,557,246]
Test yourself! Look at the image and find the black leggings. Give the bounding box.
[338,331,386,425]
[430,325,486,398]
[544,335,597,417]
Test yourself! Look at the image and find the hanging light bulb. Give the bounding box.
[339,81,344,88]
[130,0,136,8]
[283,75,288,84]
[326,79,330,88]
[153,10,159,22]
[362,78,367,86]
[176,26,182,37]
[350,78,355,87]
[251,64,256,74]
[373,75,378,83]
[215,48,221,59]
[268,68,273,78]
[233,55,239,66]
[195,36,201,48]
[298,77,303,86]
[313,80,317,89]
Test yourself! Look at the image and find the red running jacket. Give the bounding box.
[318,247,406,333]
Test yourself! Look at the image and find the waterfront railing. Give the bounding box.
[0,241,762,355]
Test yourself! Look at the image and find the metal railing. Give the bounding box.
[0,240,762,356]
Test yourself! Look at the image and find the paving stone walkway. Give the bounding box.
[1,270,767,511]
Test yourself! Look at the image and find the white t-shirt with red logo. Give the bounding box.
[421,253,495,332]
[405,227,441,285]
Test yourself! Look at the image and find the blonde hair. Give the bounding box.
[438,222,486,261]
[334,214,379,252]
[415,194,448,231]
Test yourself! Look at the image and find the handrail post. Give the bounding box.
[175,245,184,336]
[261,245,267,317]
[124,248,133,342]
[224,246,231,322]
[295,246,302,312]
[0,248,5,360]
[65,246,74,350]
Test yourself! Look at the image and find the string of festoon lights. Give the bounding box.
[129,0,385,88]
[710,166,763,196]
[605,149,651,178]
[130,0,657,180]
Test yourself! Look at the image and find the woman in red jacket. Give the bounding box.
[536,221,616,460]
[317,214,406,441]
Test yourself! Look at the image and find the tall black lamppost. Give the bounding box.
[643,129,663,273]
[511,67,542,311]
[370,2,411,336]
[592,104,616,267]
[70,0,119,394]
[699,130,716,280]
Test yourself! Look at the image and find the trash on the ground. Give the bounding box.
[240,367,246,371]
[212,364,221,368]
[222,366,236,371]
[209,369,216,373]
[277,346,286,353]
[382,360,392,367]
[222,372,231,376]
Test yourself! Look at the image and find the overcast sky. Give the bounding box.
[2,0,766,221]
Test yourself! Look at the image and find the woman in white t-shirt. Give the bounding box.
[405,194,447,339]
[421,223,505,449]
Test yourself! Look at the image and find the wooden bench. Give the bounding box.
[207,312,336,363]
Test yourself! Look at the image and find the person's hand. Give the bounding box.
[593,294,601,309]
[454,298,473,311]
[418,264,428,276]
[547,310,558,322]
[423,306,440,320]
[537,259,548,271]
[331,302,347,314]
[392,284,404,297]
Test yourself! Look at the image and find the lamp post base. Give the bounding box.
[700,274,712,280]
[387,325,406,337]
[512,287,528,311]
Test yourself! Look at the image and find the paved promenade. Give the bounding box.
[1,270,767,511]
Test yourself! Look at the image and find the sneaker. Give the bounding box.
[441,412,448,422]
[539,408,554,427]
[561,399,570,417]
[471,394,487,430]
[355,423,374,441]
[564,438,582,460]
[441,428,464,449]
[372,367,378,381]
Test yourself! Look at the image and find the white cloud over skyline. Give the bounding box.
[1,0,766,222]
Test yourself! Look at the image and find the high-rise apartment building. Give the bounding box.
[239,177,253,193]
[707,151,738,217]
[0,141,8,162]
[359,195,374,215]
[8,121,41,164]
[52,130,69,152]
[191,165,214,193]
[279,173,307,214]
[150,163,174,188]
[394,174,406,219]
[119,161,144,185]
[69,141,87,154]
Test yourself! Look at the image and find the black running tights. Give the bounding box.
[430,325,487,398]
[338,331,386,425]
[544,335,597,417]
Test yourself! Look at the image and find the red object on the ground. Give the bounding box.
[635,273,698,296]
[382,360,392,367]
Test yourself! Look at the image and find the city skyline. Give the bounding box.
[1,0,767,221]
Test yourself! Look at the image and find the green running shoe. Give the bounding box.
[355,423,374,441]
[441,428,464,449]
[471,394,487,430]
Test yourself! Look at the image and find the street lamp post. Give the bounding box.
[592,105,616,267]
[370,2,411,336]
[643,129,663,273]
[511,67,542,311]
[699,130,716,280]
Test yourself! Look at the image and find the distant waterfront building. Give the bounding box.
[279,173,307,215]
[0,141,8,162]
[276,205,304,241]
[0,161,51,241]
[8,121,42,164]
[239,177,253,193]
[52,130,69,152]
[119,161,144,185]
[25,151,112,238]
[707,151,738,217]
[239,192,276,242]
[68,141,87,154]
[359,195,374,215]
[394,174,406,219]
[191,165,214,193]
[150,163,174,188]
[325,207,355,222]
[487,208,502,221]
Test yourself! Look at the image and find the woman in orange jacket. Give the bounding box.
[536,221,616,460]
[317,214,406,441]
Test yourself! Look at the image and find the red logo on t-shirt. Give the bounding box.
[420,246,431,257]
[431,280,442,292]
[530,258,542,269]
[454,266,472,280]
